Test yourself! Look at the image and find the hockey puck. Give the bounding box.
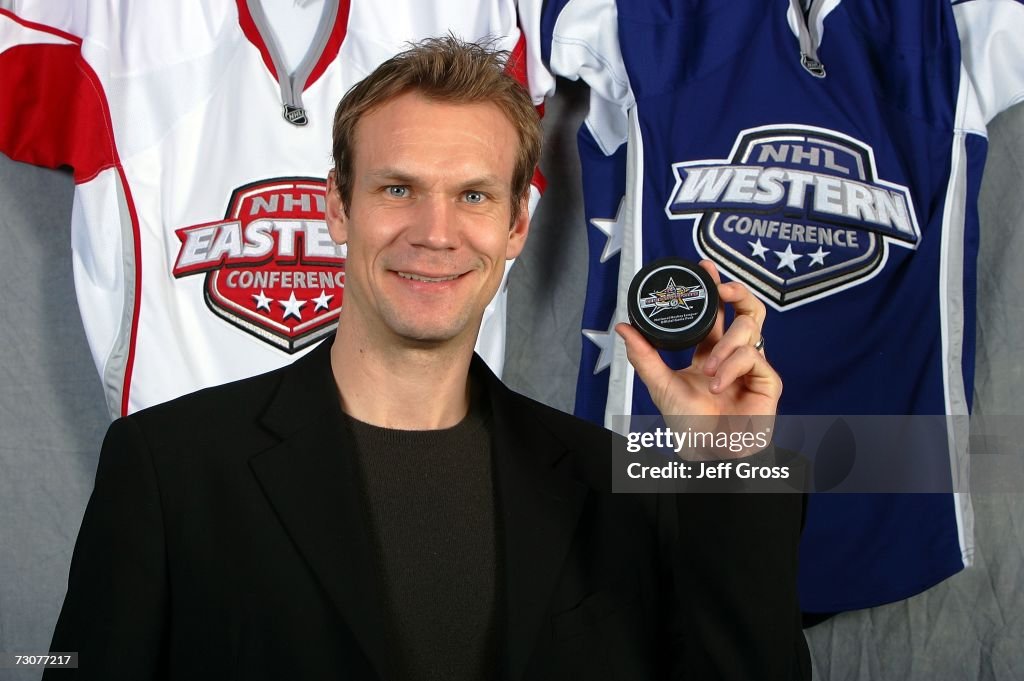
[627,258,719,350]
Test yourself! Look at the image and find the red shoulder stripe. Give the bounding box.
[0,8,81,44]
[305,0,350,91]
[235,0,277,80]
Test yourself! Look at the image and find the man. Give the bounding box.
[46,38,809,680]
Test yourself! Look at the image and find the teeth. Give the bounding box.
[397,271,460,283]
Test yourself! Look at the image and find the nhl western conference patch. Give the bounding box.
[665,125,921,310]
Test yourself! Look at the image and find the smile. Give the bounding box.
[396,271,461,283]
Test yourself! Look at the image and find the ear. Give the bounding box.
[505,194,531,260]
[325,170,348,245]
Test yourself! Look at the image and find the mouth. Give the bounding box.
[395,271,463,283]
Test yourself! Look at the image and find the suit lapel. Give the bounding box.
[248,341,396,681]
[246,345,588,681]
[479,358,589,681]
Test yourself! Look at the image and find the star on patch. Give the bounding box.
[589,196,626,264]
[774,245,803,272]
[748,238,769,261]
[582,316,618,375]
[279,291,307,321]
[252,289,272,313]
[807,247,830,267]
[312,289,334,312]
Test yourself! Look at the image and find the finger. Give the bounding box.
[692,263,768,359]
[717,278,766,328]
[696,274,767,368]
[695,260,727,350]
[709,345,782,402]
[699,258,722,285]
[703,312,760,376]
[615,323,677,400]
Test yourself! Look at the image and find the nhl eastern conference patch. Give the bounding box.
[173,178,345,352]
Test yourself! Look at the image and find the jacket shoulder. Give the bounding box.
[508,390,614,449]
[130,362,287,427]
[122,341,335,451]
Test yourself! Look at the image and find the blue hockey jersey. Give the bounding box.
[544,0,1024,611]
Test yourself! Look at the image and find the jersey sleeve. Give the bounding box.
[953,0,1024,124]
[540,0,632,155]
[504,24,549,206]
[515,0,557,107]
[0,9,117,181]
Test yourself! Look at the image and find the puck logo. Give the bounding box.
[172,178,345,353]
[628,259,718,350]
[665,125,921,310]
[635,267,708,332]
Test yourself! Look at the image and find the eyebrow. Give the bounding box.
[366,168,507,193]
[457,175,506,192]
[367,168,418,185]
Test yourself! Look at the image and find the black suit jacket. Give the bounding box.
[46,341,810,680]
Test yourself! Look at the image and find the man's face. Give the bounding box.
[326,91,529,348]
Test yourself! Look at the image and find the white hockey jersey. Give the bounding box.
[0,0,552,415]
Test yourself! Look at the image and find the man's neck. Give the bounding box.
[328,320,476,430]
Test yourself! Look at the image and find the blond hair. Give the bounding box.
[331,35,541,222]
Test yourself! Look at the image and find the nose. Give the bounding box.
[406,195,459,250]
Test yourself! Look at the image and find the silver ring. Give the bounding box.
[753,335,765,352]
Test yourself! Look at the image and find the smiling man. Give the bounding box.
[325,85,531,427]
[45,38,809,680]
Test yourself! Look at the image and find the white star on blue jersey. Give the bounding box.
[589,197,626,264]
[279,291,307,320]
[582,316,618,374]
[748,238,769,261]
[808,246,830,267]
[774,244,803,272]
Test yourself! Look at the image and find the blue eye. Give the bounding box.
[387,186,408,197]
[465,191,485,204]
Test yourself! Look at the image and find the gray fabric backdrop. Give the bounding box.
[0,80,1021,680]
